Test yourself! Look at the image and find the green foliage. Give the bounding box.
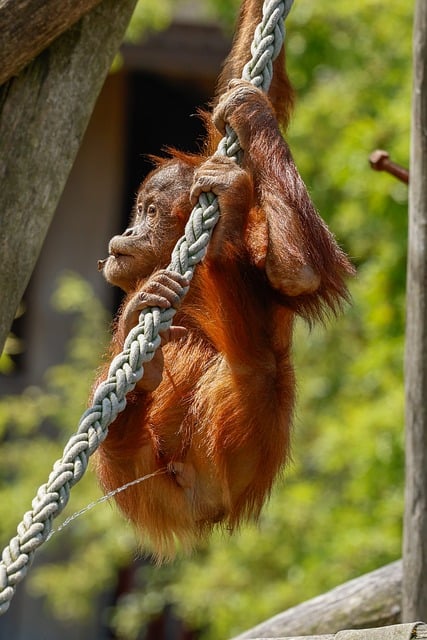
[0,335,21,374]
[125,0,173,42]
[0,274,135,621]
[0,0,412,638]
[123,0,241,43]
[114,1,411,638]
[204,0,241,27]
[0,304,25,374]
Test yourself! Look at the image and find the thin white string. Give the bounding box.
[46,468,168,541]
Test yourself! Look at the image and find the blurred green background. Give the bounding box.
[0,0,411,638]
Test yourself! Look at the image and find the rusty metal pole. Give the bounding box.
[369,150,409,184]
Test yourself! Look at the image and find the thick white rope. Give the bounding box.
[0,0,294,615]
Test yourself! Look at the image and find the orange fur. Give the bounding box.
[93,0,354,561]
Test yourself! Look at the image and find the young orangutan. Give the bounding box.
[93,2,354,560]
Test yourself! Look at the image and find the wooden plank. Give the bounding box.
[241,624,427,640]
[0,0,104,85]
[242,625,427,640]
[121,23,230,80]
[0,0,137,353]
[402,0,427,623]
[244,637,333,640]
[231,561,401,639]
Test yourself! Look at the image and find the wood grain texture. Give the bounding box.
[231,561,402,639]
[0,0,137,352]
[403,0,427,622]
[0,0,104,85]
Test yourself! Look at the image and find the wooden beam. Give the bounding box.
[240,623,427,640]
[0,0,137,354]
[402,0,427,622]
[231,561,402,639]
[121,23,230,80]
[0,0,105,86]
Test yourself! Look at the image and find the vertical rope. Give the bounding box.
[0,0,294,615]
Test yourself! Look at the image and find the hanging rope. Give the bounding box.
[0,0,294,615]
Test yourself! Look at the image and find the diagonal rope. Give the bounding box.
[0,0,294,616]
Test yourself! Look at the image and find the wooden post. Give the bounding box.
[402,0,427,622]
[0,0,137,354]
[0,0,104,85]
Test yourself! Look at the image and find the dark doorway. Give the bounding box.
[123,71,213,224]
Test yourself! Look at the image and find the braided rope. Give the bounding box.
[0,0,294,615]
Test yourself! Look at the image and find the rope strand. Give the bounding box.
[0,0,294,615]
